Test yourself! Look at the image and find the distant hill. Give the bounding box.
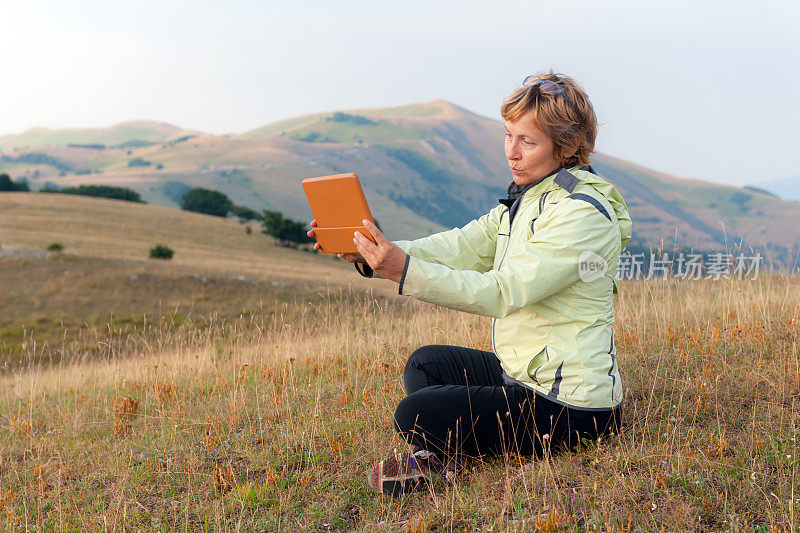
[0,121,195,151]
[589,155,800,255]
[751,175,800,203]
[2,102,800,258]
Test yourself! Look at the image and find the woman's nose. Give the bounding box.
[506,143,520,160]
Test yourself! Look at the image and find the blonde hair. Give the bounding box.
[501,71,598,168]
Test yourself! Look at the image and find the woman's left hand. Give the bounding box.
[353,219,407,283]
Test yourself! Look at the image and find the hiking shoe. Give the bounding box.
[410,449,447,473]
[412,449,466,478]
[368,451,432,496]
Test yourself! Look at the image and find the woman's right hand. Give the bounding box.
[308,220,365,263]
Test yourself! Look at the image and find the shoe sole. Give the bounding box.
[368,455,429,496]
[380,476,429,496]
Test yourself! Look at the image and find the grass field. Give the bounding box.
[0,193,359,284]
[2,195,800,531]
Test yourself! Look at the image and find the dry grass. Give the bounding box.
[0,192,357,284]
[1,247,799,530]
[0,252,378,366]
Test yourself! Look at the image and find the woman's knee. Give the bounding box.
[403,345,441,393]
[405,345,440,370]
[393,394,422,435]
[394,391,451,453]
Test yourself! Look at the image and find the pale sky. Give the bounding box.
[1,0,798,186]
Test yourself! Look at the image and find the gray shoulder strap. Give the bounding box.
[554,169,579,193]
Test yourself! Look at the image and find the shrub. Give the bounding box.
[0,152,71,172]
[743,185,778,198]
[291,131,333,143]
[0,174,30,192]
[170,135,195,145]
[118,140,155,149]
[326,112,377,126]
[128,158,152,167]
[149,245,174,260]
[47,242,64,252]
[731,191,752,206]
[230,204,259,220]
[55,184,144,203]
[67,143,105,149]
[261,210,314,248]
[180,188,232,217]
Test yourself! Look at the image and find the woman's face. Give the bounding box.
[504,109,562,187]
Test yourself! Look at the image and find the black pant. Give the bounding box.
[393,345,621,459]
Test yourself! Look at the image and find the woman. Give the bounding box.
[308,71,632,496]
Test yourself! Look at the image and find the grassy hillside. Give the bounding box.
[0,193,390,367]
[592,155,800,254]
[3,102,800,252]
[1,192,799,530]
[2,259,799,529]
[0,121,192,151]
[0,192,357,284]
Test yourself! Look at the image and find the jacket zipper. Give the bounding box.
[492,204,520,354]
[490,190,551,354]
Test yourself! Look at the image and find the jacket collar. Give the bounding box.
[499,165,590,211]
[499,167,562,208]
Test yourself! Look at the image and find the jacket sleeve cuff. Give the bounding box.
[397,254,411,295]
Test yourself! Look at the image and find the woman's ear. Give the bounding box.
[566,133,581,158]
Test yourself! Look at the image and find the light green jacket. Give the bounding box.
[394,166,632,410]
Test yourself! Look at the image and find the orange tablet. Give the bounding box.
[302,172,376,254]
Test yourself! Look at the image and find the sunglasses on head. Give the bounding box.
[522,75,579,115]
[522,75,565,94]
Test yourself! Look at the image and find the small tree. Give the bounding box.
[179,188,232,217]
[57,184,144,203]
[0,174,30,192]
[261,210,314,248]
[47,242,64,252]
[149,245,174,260]
[128,158,152,167]
[230,204,259,220]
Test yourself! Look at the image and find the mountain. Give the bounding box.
[590,155,799,254]
[0,121,195,151]
[2,101,800,257]
[749,175,800,203]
